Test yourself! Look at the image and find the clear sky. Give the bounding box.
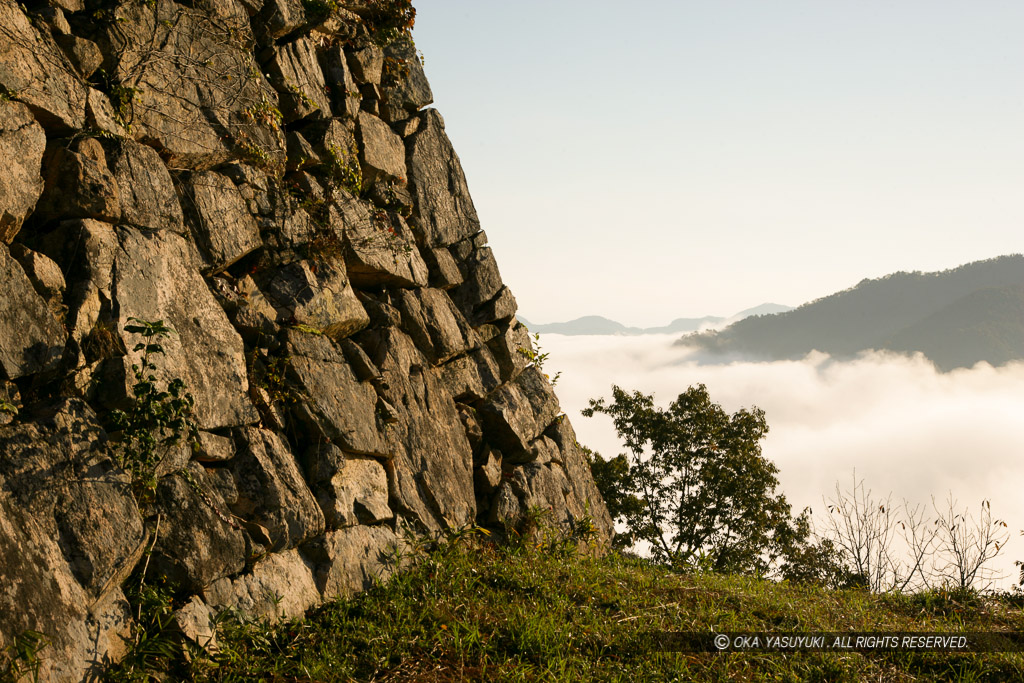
[411,1,1024,327]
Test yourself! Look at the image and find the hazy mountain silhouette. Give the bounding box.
[518,304,792,336]
[680,255,1024,370]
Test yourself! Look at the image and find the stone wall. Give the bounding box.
[0,1,611,679]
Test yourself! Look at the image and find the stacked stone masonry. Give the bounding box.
[0,1,611,680]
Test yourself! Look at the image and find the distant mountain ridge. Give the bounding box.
[519,303,791,336]
[681,255,1024,371]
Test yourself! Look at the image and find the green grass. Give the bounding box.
[107,530,1024,682]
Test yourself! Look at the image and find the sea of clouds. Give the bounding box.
[539,333,1024,590]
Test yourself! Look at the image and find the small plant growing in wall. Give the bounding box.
[109,318,198,503]
[0,630,49,683]
[518,332,561,386]
[359,0,416,47]
[323,143,363,196]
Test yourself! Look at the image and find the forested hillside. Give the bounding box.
[682,255,1024,370]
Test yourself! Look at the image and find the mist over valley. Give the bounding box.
[525,255,1024,588]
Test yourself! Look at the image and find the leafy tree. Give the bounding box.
[583,384,802,575]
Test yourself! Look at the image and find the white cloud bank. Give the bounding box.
[539,333,1024,589]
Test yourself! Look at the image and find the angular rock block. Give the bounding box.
[337,194,428,287]
[346,44,383,86]
[478,366,561,461]
[263,259,370,339]
[358,110,406,183]
[230,427,325,552]
[181,170,263,272]
[254,0,310,43]
[0,101,46,243]
[109,227,258,429]
[320,43,360,119]
[107,139,184,233]
[285,330,383,454]
[393,287,476,364]
[0,0,86,131]
[452,245,504,316]
[9,244,65,301]
[307,525,405,598]
[485,319,532,382]
[373,329,476,531]
[266,37,330,123]
[105,0,285,168]
[406,109,480,247]
[0,400,140,683]
[439,347,502,402]
[55,34,103,79]
[544,417,615,536]
[379,36,432,123]
[152,464,247,591]
[0,244,66,379]
[474,286,518,325]
[205,548,321,623]
[37,137,121,223]
[304,443,392,528]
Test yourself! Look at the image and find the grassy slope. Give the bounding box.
[104,532,1024,683]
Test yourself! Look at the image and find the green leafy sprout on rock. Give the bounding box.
[109,317,198,504]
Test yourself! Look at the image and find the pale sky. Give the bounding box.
[412,1,1024,327]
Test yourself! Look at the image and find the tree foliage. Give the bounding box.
[584,384,804,575]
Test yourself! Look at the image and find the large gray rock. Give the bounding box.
[379,36,433,123]
[230,427,325,551]
[113,228,257,429]
[85,88,129,138]
[36,138,122,224]
[265,37,330,123]
[105,0,285,168]
[205,548,321,622]
[392,287,476,365]
[370,328,476,531]
[321,44,361,119]
[478,366,562,460]
[107,139,184,233]
[53,224,258,429]
[254,0,310,43]
[406,109,480,247]
[0,400,141,683]
[452,245,505,316]
[544,417,615,537]
[358,110,406,183]
[286,130,320,170]
[0,244,66,379]
[439,347,502,402]
[262,259,370,339]
[151,463,247,591]
[304,443,392,528]
[285,329,383,454]
[424,246,463,289]
[36,219,116,353]
[55,34,103,79]
[173,596,219,653]
[336,194,428,287]
[0,101,46,243]
[346,45,383,86]
[181,170,263,272]
[9,245,66,301]
[0,0,86,131]
[474,286,518,326]
[485,319,532,382]
[505,462,588,528]
[308,524,404,598]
